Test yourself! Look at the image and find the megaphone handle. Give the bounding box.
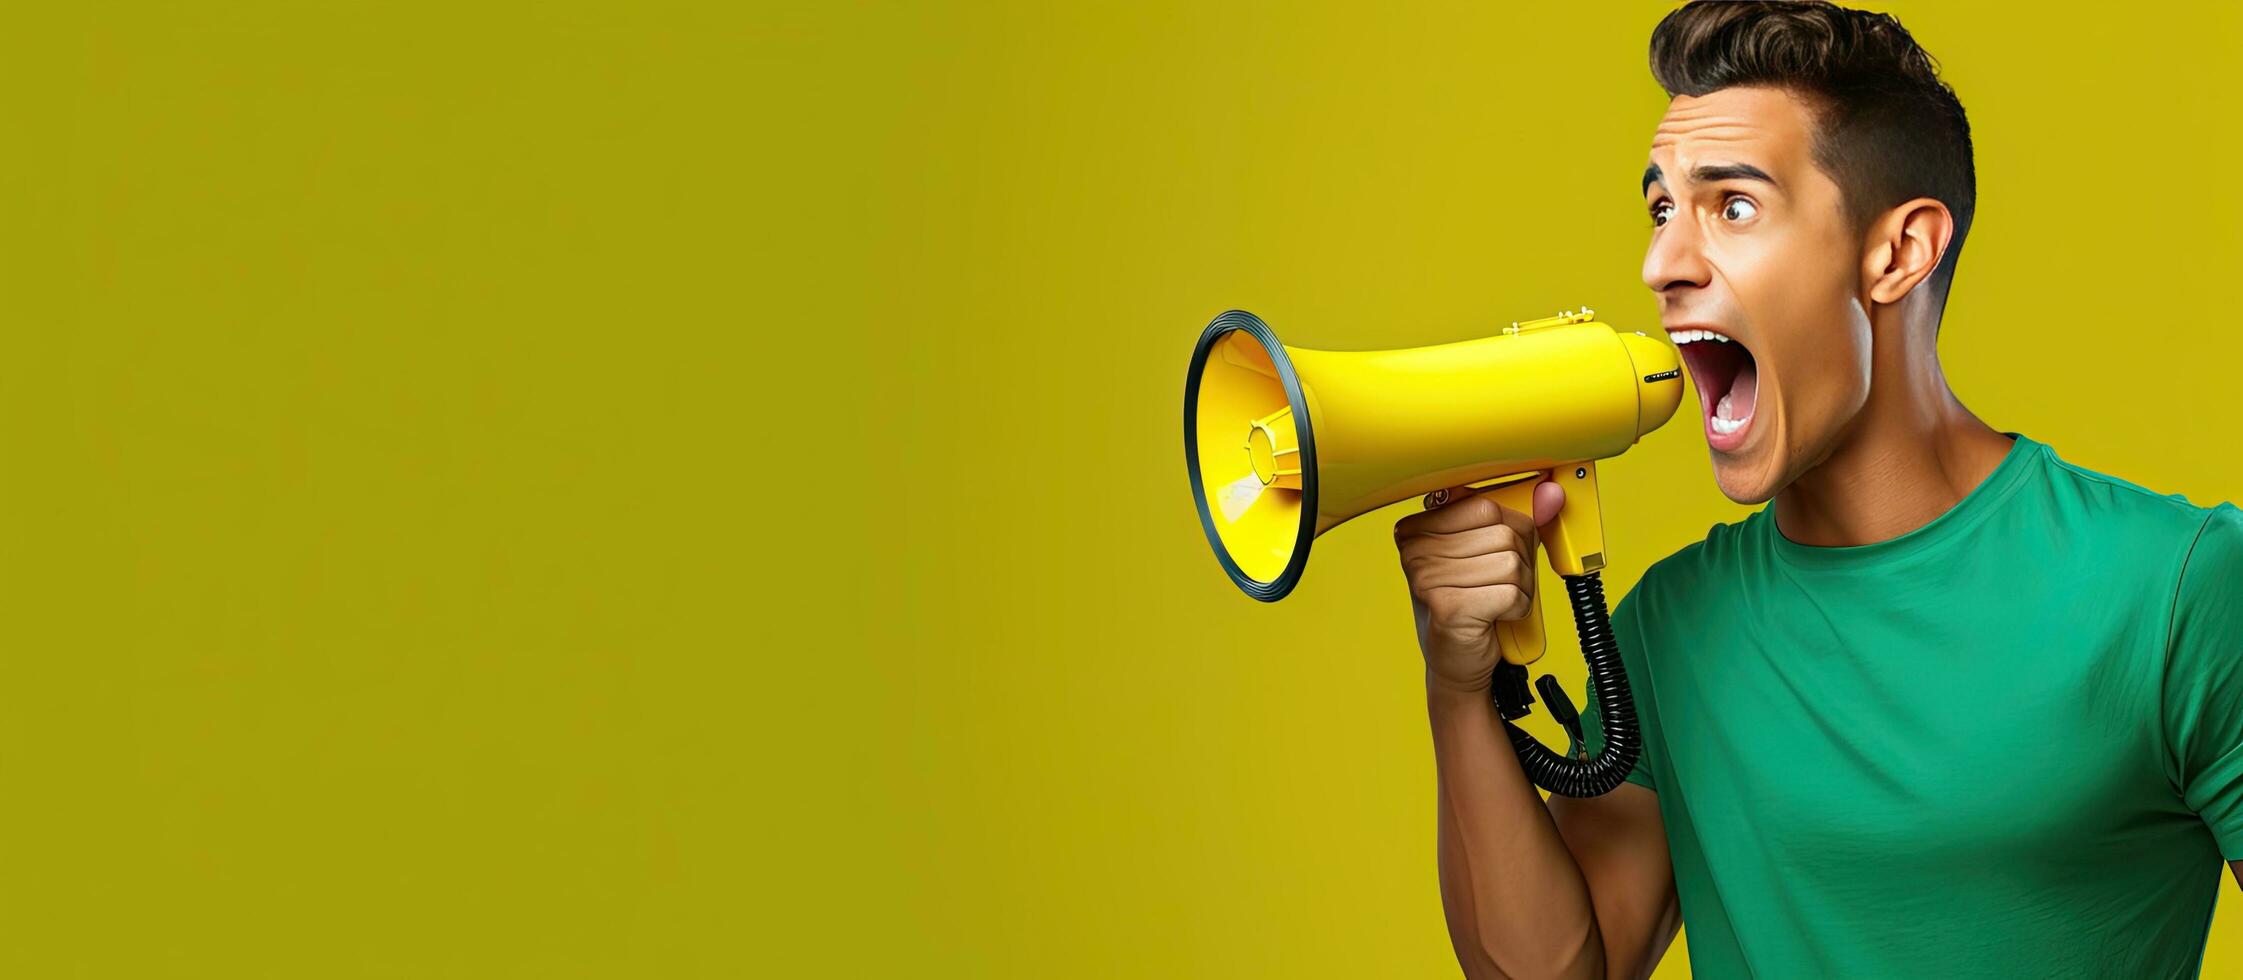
[1480,461,1607,668]
[1480,478,1551,668]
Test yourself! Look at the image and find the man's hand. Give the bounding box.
[1394,479,1566,695]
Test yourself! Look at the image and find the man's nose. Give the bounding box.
[1642,214,1712,295]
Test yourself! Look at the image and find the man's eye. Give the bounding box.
[1722,197,1758,222]
[1650,201,1673,227]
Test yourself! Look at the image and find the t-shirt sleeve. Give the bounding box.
[2165,503,2243,860]
[1569,588,1657,792]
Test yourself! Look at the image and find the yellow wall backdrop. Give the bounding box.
[7,1,2239,976]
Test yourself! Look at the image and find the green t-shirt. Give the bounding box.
[1574,432,2243,978]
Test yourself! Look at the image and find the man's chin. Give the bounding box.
[1710,452,1783,506]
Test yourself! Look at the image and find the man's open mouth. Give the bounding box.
[1670,327,1759,450]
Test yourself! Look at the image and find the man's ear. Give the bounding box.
[1861,197,1954,306]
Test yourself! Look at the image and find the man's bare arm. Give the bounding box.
[1427,680,1608,978]
[1427,682,1680,979]
[2229,859,2240,891]
[1403,484,1680,978]
[1549,782,1680,980]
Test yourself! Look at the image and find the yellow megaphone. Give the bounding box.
[1183,307,1682,796]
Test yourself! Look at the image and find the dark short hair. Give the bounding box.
[1650,0,1975,306]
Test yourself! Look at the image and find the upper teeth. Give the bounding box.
[1672,329,1731,345]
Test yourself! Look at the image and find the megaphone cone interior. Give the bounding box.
[1185,309,1682,601]
[1185,312,1318,599]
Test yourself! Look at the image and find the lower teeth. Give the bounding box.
[1711,391,1747,435]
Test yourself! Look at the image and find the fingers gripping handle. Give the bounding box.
[1481,472,1549,667]
[1477,461,1607,668]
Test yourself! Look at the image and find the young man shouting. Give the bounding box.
[1392,3,2243,976]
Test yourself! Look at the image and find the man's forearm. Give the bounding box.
[1429,674,1606,979]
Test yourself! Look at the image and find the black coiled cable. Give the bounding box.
[1491,571,1641,798]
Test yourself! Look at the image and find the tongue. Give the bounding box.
[1714,358,1760,421]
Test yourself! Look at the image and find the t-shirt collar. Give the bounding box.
[1765,431,2038,569]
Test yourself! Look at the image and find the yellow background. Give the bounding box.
[9,1,2239,976]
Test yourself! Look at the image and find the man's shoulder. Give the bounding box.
[2026,439,2217,531]
[2023,440,2236,580]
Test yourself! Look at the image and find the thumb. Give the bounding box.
[1531,478,1566,527]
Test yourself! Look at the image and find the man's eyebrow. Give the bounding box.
[1641,161,1780,196]
[1692,163,1778,188]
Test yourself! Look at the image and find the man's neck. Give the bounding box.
[1773,316,2015,549]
